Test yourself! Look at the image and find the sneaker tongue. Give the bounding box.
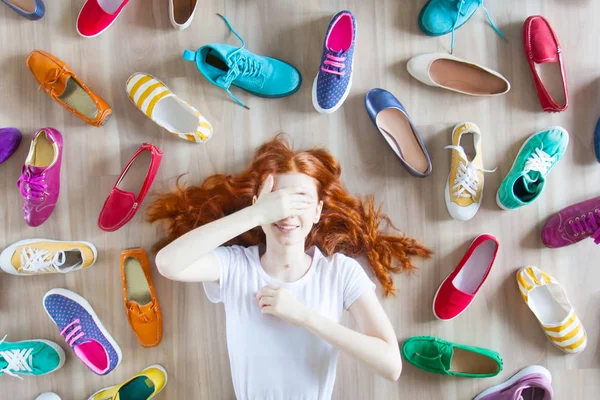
[27,165,46,175]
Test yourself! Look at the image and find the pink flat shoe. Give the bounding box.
[76,0,129,38]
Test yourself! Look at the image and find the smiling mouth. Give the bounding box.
[274,223,300,233]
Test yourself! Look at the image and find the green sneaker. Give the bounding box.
[402,336,502,378]
[183,14,302,109]
[0,335,65,379]
[496,127,569,210]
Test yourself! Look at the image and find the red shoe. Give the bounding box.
[98,143,163,232]
[523,15,568,113]
[77,0,130,38]
[432,234,499,321]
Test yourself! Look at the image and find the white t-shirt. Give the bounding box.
[203,245,375,400]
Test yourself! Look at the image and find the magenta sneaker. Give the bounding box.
[474,365,553,400]
[0,128,22,164]
[541,196,600,248]
[16,128,63,227]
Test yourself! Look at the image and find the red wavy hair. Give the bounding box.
[147,136,431,296]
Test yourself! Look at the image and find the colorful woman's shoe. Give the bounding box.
[0,334,65,379]
[43,288,122,375]
[594,117,600,163]
[418,0,504,53]
[182,14,302,109]
[523,16,568,113]
[27,50,112,127]
[365,88,432,177]
[121,248,163,348]
[474,365,553,400]
[17,128,62,227]
[98,143,163,232]
[1,0,44,20]
[76,0,130,38]
[517,267,587,354]
[541,196,600,248]
[496,127,568,210]
[0,238,97,275]
[169,0,197,31]
[433,234,498,321]
[407,53,510,96]
[312,10,356,114]
[402,336,502,377]
[445,122,493,220]
[126,73,212,143]
[0,128,22,165]
[87,364,167,400]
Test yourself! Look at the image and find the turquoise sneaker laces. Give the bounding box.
[450,0,505,54]
[215,14,265,109]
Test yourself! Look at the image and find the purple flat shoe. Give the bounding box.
[17,128,63,227]
[541,195,600,248]
[474,365,553,400]
[0,127,22,164]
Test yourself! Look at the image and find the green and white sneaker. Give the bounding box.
[0,335,65,379]
[496,127,569,210]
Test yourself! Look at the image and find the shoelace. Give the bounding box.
[568,209,600,243]
[19,247,66,273]
[214,13,265,109]
[445,145,495,198]
[129,303,155,323]
[17,171,47,201]
[38,67,67,92]
[523,148,555,176]
[60,319,85,348]
[450,0,505,54]
[0,335,34,380]
[321,52,347,77]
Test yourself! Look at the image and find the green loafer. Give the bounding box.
[402,336,502,378]
[496,127,569,210]
[183,14,302,109]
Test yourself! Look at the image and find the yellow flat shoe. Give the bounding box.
[88,364,167,400]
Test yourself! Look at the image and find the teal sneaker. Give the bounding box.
[418,0,504,53]
[183,14,302,109]
[0,335,65,379]
[496,127,569,210]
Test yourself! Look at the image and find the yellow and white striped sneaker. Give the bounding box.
[517,266,587,354]
[126,73,212,143]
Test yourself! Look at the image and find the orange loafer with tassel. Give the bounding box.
[26,50,112,127]
[121,248,163,348]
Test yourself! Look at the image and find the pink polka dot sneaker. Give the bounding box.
[312,10,356,114]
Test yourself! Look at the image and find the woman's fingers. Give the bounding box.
[259,296,273,307]
[257,175,274,199]
[256,286,279,300]
[261,306,274,314]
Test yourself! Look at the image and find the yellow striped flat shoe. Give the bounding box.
[517,266,587,354]
[126,73,212,143]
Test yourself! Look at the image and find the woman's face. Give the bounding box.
[261,173,323,247]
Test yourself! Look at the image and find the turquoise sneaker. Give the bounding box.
[496,127,569,210]
[418,0,504,53]
[183,14,302,109]
[0,335,65,379]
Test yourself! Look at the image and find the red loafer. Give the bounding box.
[98,143,163,232]
[433,234,499,321]
[523,15,568,113]
[77,0,130,38]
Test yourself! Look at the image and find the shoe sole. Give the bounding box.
[445,122,482,221]
[473,365,551,399]
[0,238,98,276]
[43,288,122,374]
[87,364,168,400]
[495,126,569,211]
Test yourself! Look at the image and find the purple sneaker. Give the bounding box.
[474,365,553,400]
[312,10,356,114]
[0,127,22,164]
[43,289,122,376]
[16,128,62,227]
[541,195,600,248]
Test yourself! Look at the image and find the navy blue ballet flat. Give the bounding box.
[365,88,432,177]
[1,0,45,20]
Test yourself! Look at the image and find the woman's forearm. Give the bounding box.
[301,309,402,381]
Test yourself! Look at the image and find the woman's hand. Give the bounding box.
[257,285,309,326]
[252,175,314,226]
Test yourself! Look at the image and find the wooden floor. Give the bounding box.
[1,0,599,399]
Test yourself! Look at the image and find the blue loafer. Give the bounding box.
[1,0,45,20]
[594,117,600,163]
[365,89,432,177]
[183,14,302,109]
